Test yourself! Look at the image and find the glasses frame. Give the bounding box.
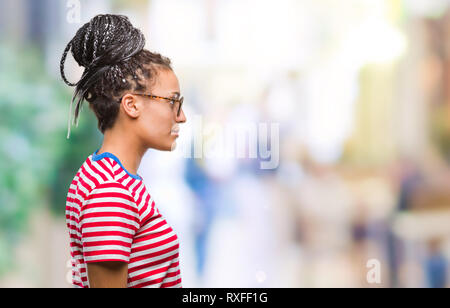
[118,93,184,117]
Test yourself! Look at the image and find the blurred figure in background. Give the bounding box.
[424,237,447,288]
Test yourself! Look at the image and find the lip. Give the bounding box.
[171,125,180,136]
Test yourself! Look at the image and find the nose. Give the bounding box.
[176,108,187,123]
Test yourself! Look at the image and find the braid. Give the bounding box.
[60,41,77,86]
[59,14,172,139]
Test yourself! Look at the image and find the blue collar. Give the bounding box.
[92,149,142,180]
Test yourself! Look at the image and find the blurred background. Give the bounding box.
[2,0,450,287]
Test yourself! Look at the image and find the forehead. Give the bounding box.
[146,68,180,95]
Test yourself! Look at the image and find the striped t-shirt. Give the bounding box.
[65,149,182,288]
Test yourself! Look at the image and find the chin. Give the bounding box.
[147,136,177,151]
[170,141,177,151]
[153,141,176,152]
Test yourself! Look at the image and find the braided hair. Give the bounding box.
[60,14,172,139]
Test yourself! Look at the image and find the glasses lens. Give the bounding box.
[173,100,180,113]
[177,97,184,116]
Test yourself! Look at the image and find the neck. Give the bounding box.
[97,127,146,176]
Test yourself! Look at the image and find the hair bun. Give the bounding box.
[60,14,145,86]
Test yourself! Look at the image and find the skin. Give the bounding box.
[87,67,187,288]
[86,261,129,288]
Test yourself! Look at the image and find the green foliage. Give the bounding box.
[0,41,102,276]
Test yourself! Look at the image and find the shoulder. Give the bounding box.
[81,155,117,183]
[81,180,141,225]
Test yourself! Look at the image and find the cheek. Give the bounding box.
[139,108,173,137]
[141,109,175,151]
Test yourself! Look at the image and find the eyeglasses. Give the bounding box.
[118,93,184,117]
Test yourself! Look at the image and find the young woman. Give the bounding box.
[61,14,186,288]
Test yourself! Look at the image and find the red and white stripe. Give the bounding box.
[65,154,182,288]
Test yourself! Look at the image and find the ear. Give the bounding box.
[120,93,141,119]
